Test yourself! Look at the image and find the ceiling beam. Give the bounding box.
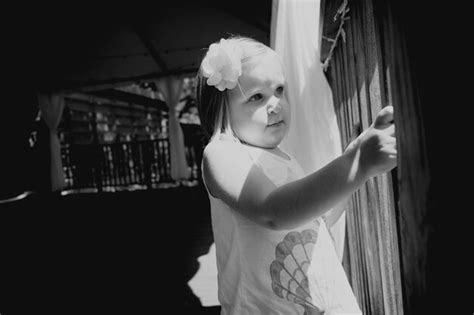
[42,68,198,93]
[131,24,169,72]
[86,89,168,112]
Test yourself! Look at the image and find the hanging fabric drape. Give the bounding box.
[270,0,346,260]
[156,76,191,182]
[38,93,66,191]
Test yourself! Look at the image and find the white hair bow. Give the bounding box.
[202,39,243,92]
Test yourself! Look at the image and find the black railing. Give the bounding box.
[61,139,201,191]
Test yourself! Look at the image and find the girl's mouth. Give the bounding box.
[268,121,284,127]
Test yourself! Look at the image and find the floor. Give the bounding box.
[0,184,221,314]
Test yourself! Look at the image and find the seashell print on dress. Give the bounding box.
[269,221,326,315]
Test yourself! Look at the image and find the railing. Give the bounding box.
[61,139,201,191]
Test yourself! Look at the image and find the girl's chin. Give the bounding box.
[263,135,287,148]
[239,129,288,148]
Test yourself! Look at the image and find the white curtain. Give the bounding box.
[38,93,66,192]
[271,0,346,260]
[156,76,191,182]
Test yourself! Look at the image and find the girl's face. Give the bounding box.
[227,51,290,149]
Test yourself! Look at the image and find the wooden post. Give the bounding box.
[324,0,471,313]
[90,112,103,192]
[323,0,403,313]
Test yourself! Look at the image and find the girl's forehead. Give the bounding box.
[240,52,285,88]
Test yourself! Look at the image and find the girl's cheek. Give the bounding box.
[250,105,266,116]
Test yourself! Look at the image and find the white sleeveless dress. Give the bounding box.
[203,140,362,315]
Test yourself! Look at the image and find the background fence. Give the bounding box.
[61,138,202,191]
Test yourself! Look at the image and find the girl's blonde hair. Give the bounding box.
[196,36,271,143]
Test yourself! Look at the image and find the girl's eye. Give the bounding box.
[276,86,285,94]
[248,94,263,102]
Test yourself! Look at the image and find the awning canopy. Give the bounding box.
[8,1,342,94]
[18,2,271,93]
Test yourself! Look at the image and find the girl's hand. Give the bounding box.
[347,106,397,179]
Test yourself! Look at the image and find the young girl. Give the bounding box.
[196,36,396,315]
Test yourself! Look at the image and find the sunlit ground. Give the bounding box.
[188,243,219,306]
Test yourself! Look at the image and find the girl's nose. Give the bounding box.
[267,97,282,114]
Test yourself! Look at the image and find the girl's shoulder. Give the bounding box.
[204,138,273,164]
[203,138,254,173]
[202,138,275,207]
[204,138,246,157]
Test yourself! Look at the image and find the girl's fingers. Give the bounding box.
[385,137,396,145]
[373,106,394,128]
[384,147,397,155]
[383,124,395,136]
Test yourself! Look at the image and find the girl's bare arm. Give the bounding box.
[203,106,396,230]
